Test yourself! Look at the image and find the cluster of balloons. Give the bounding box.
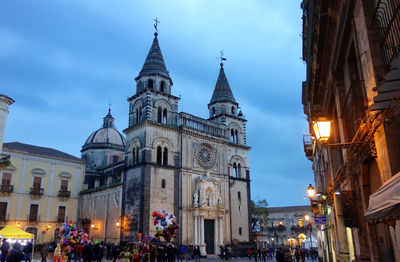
[152,209,179,242]
[59,220,90,246]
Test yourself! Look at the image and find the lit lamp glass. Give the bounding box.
[304,214,310,222]
[312,119,331,142]
[91,224,95,228]
[116,222,120,227]
[307,184,316,199]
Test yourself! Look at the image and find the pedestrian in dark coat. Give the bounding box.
[93,243,103,262]
[40,244,49,262]
[1,239,10,262]
[23,242,32,262]
[111,244,119,262]
[82,245,93,262]
[7,242,24,262]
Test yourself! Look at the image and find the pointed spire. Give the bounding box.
[137,33,170,80]
[210,63,236,104]
[103,107,115,128]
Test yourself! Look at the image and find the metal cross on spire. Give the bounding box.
[108,101,112,114]
[216,50,227,66]
[153,18,160,33]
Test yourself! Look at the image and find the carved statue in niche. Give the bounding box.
[193,192,199,207]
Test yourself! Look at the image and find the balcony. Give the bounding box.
[56,214,67,223]
[303,134,313,160]
[58,190,71,198]
[30,187,44,196]
[28,214,40,223]
[0,184,14,193]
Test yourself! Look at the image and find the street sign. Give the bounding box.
[314,216,327,225]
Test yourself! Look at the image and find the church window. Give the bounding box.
[238,163,241,178]
[160,81,165,92]
[235,130,239,144]
[132,148,136,165]
[238,191,241,202]
[231,129,235,143]
[246,170,250,179]
[157,107,162,123]
[161,179,166,189]
[239,227,242,235]
[112,155,119,164]
[157,146,162,164]
[163,148,168,166]
[136,146,140,164]
[231,106,235,115]
[233,163,238,178]
[147,79,154,89]
[212,107,216,117]
[136,109,139,123]
[163,109,167,124]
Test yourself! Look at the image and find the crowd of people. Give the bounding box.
[247,246,318,262]
[0,239,205,262]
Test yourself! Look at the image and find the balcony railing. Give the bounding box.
[0,184,14,193]
[30,187,44,196]
[178,112,227,138]
[28,214,40,222]
[372,0,400,65]
[58,190,71,198]
[56,214,67,223]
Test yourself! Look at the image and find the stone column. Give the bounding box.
[200,214,206,255]
[0,95,14,153]
[333,194,350,261]
[193,213,198,245]
[218,215,224,247]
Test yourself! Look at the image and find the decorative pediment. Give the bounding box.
[193,171,224,208]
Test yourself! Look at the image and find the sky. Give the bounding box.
[0,0,312,207]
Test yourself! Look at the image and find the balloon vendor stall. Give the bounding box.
[152,209,179,242]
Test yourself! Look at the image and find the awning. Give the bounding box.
[365,172,400,223]
[0,225,34,239]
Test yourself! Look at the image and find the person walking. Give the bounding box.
[23,242,32,262]
[1,239,10,262]
[40,244,49,262]
[74,243,83,262]
[6,242,24,262]
[111,244,119,262]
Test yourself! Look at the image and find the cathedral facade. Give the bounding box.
[80,32,251,255]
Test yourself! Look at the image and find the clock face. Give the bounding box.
[195,142,216,170]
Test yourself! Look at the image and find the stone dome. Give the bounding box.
[82,109,126,150]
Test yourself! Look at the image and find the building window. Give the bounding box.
[26,227,38,239]
[112,155,119,164]
[160,81,165,92]
[231,129,235,143]
[136,146,140,164]
[57,206,66,223]
[33,176,42,189]
[147,79,154,89]
[238,164,241,178]
[238,191,241,202]
[163,148,168,166]
[60,180,68,191]
[233,163,238,178]
[246,170,250,179]
[161,179,166,189]
[163,109,167,124]
[231,106,235,115]
[239,227,242,235]
[29,204,39,222]
[157,107,162,123]
[54,228,61,240]
[1,172,11,185]
[212,107,216,117]
[0,202,7,221]
[235,130,238,144]
[157,146,162,164]
[132,148,136,165]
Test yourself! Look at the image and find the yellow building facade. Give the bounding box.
[0,142,84,244]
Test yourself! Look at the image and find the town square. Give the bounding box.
[0,0,400,261]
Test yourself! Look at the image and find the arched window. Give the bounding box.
[235,130,239,144]
[238,163,241,178]
[163,148,168,166]
[26,227,38,239]
[161,179,166,189]
[157,107,162,123]
[147,79,154,89]
[160,81,165,92]
[136,146,140,164]
[233,163,238,177]
[212,107,216,117]
[139,107,143,121]
[157,146,162,164]
[132,148,136,166]
[163,109,167,124]
[231,106,235,115]
[231,129,235,143]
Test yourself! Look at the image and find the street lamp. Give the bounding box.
[307,184,316,199]
[312,119,331,142]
